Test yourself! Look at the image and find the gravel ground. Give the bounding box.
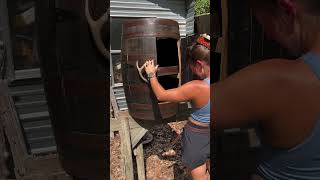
[110,121,210,180]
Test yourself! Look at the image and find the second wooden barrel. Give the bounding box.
[121,18,182,122]
[37,0,108,179]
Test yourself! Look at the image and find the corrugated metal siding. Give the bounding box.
[186,0,195,35]
[113,83,128,111]
[9,75,57,154]
[110,0,192,37]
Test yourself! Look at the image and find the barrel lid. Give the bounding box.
[122,18,180,39]
[123,18,179,28]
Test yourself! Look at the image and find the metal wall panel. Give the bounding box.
[111,0,194,37]
[186,0,195,35]
[113,83,128,111]
[9,78,57,154]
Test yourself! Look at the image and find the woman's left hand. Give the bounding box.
[144,59,159,74]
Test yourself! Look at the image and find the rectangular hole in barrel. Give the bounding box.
[156,38,180,103]
[157,75,179,90]
[156,38,179,67]
[157,75,179,103]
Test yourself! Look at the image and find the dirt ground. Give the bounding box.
[110,121,210,180]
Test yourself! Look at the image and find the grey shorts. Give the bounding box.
[181,121,210,170]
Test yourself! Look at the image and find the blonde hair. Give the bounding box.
[187,44,210,65]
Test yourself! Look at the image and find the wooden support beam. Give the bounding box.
[134,143,146,180]
[157,66,179,76]
[0,81,28,175]
[130,127,147,149]
[119,115,134,180]
[110,115,145,132]
[0,0,15,80]
[215,37,223,54]
[0,120,9,179]
[220,0,229,80]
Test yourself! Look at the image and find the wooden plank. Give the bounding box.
[130,127,147,149]
[134,143,146,180]
[0,81,29,175]
[110,116,143,132]
[20,172,72,180]
[0,120,9,179]
[0,0,15,80]
[119,116,134,180]
[177,39,182,86]
[157,66,179,76]
[220,0,229,80]
[24,154,66,175]
[110,86,120,119]
[215,37,223,53]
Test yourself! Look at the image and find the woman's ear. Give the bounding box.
[196,60,204,67]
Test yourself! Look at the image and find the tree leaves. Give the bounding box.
[195,0,210,16]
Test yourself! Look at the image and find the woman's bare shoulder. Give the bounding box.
[184,79,209,89]
[221,58,303,84]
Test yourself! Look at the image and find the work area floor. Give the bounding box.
[110,120,210,180]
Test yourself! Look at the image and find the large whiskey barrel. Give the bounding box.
[37,0,108,179]
[121,18,181,122]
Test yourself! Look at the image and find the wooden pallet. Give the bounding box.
[110,111,147,180]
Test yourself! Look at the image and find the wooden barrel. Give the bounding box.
[121,18,181,122]
[37,0,108,179]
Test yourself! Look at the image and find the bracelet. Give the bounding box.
[147,72,156,80]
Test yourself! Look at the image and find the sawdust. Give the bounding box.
[110,132,125,180]
[110,121,210,180]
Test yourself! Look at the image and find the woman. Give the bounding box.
[213,0,320,179]
[143,34,210,180]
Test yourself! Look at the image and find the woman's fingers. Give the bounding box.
[144,58,157,69]
[143,61,148,67]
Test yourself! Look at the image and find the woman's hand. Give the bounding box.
[144,59,159,74]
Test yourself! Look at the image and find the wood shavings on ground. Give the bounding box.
[144,121,190,180]
[110,120,210,180]
[110,132,125,180]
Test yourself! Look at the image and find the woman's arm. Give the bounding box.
[144,59,198,102]
[149,77,198,102]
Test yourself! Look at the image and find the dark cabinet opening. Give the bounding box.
[156,38,179,67]
[155,38,180,91]
[157,75,179,90]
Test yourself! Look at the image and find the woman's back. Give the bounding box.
[189,79,210,109]
[254,52,320,179]
[213,0,320,179]
[190,78,210,124]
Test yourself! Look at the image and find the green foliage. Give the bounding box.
[195,0,210,16]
